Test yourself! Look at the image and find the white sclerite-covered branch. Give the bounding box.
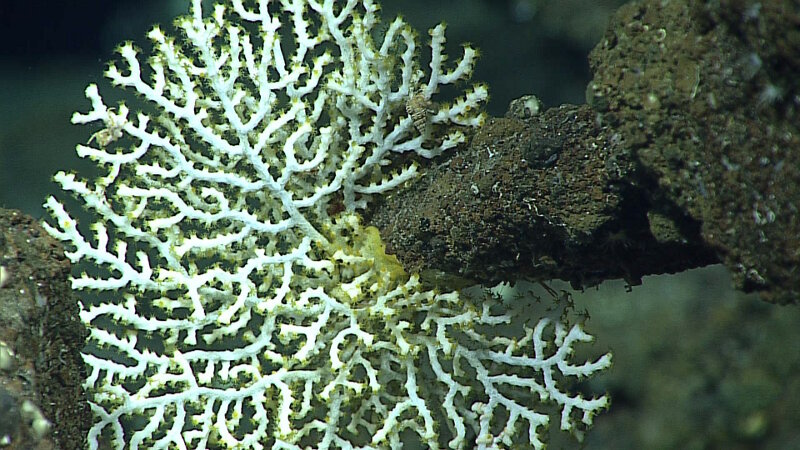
[44,0,611,449]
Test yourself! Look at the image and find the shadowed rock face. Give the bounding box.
[370,0,800,304]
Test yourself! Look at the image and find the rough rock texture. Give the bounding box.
[0,208,88,450]
[370,104,718,290]
[588,0,800,303]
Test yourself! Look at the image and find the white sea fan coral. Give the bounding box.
[43,0,611,448]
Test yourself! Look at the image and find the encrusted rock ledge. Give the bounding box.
[0,208,88,450]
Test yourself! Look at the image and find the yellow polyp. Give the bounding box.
[325,215,409,305]
[327,215,406,279]
[356,225,407,282]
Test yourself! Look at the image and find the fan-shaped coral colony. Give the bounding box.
[44,0,611,448]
